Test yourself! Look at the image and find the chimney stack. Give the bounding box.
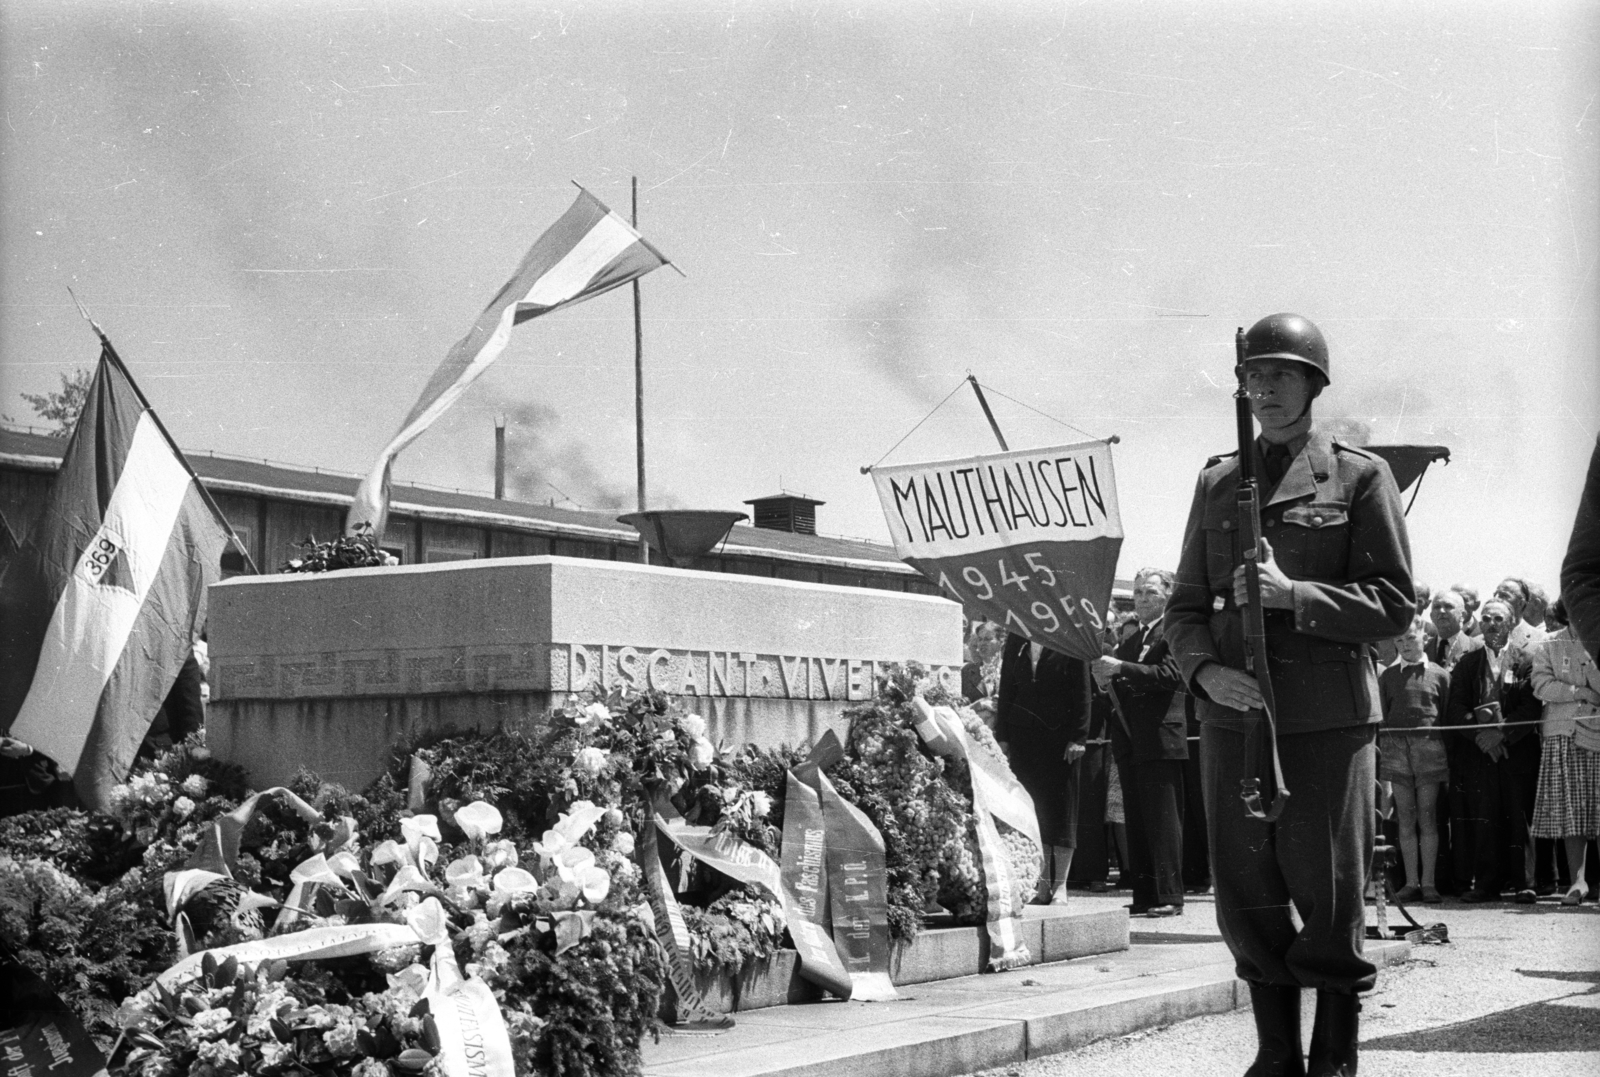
[494,415,506,499]
[743,492,824,535]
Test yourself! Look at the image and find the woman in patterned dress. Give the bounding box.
[1530,598,1600,905]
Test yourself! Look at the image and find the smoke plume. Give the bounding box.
[499,401,631,511]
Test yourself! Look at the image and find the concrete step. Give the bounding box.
[694,905,1129,1014]
[645,928,1411,1077]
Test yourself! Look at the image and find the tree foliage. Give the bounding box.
[20,367,93,436]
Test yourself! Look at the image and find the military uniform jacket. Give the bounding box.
[1163,431,1415,734]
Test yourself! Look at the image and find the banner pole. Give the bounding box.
[967,375,1009,451]
[632,176,648,565]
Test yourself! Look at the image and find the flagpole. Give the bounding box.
[66,290,262,575]
[633,176,649,565]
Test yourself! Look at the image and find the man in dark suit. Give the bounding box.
[1069,665,1115,890]
[1443,598,1542,902]
[995,632,1092,905]
[1165,314,1415,1077]
[1425,590,1481,671]
[1094,568,1188,916]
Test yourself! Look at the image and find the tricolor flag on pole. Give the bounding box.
[0,338,239,809]
[345,187,672,537]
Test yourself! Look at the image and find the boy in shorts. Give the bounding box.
[1379,617,1453,903]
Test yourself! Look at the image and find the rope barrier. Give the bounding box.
[1044,719,1559,747]
[1075,716,1548,742]
[1168,717,1559,741]
[1371,717,1560,733]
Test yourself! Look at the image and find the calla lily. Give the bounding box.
[552,850,610,905]
[405,896,449,945]
[555,800,606,842]
[380,864,436,907]
[483,839,518,871]
[557,845,596,873]
[400,814,441,848]
[289,854,346,888]
[445,855,487,891]
[555,845,609,902]
[415,835,440,873]
[371,839,411,868]
[533,829,570,865]
[492,867,538,894]
[454,801,503,842]
[580,865,611,903]
[325,850,361,879]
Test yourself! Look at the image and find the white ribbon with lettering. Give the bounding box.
[912,697,1040,970]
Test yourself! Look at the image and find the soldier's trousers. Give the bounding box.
[1201,723,1377,993]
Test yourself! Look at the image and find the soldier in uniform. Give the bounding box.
[1164,314,1415,1077]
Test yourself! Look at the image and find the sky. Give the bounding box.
[2,0,1597,597]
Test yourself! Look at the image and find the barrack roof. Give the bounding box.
[0,426,915,576]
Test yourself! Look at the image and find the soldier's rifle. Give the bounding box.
[1234,327,1291,822]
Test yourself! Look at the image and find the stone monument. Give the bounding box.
[207,556,963,789]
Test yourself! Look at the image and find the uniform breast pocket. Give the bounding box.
[1279,500,1350,578]
[1202,507,1239,590]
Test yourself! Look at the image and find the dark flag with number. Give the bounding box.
[869,440,1123,661]
[0,341,233,810]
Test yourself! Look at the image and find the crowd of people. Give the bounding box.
[960,572,1600,916]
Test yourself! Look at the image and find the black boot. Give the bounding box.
[1244,982,1306,1077]
[1306,990,1361,1076]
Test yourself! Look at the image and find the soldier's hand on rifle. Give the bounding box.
[1196,661,1265,713]
[0,736,34,760]
[1064,742,1086,762]
[1231,537,1295,610]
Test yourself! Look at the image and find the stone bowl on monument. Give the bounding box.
[616,509,746,566]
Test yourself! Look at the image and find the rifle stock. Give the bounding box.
[1234,327,1290,822]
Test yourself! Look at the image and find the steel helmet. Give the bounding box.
[1241,313,1329,385]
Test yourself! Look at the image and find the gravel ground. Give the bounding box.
[967,891,1600,1077]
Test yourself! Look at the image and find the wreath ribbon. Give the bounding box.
[913,697,1039,971]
